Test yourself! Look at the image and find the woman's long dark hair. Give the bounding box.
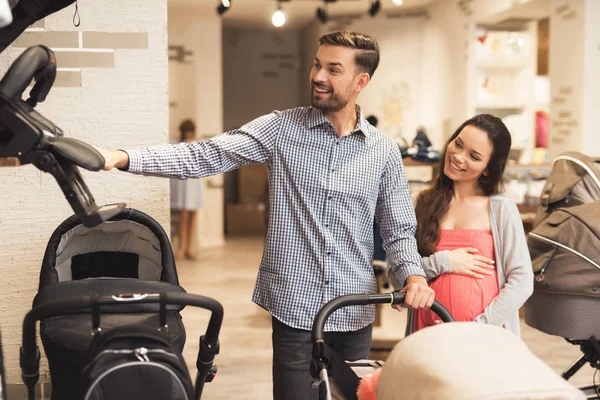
[415,114,512,256]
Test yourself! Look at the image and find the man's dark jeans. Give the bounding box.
[272,316,372,400]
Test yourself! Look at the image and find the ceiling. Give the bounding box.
[168,0,436,30]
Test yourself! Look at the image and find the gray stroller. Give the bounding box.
[525,151,600,398]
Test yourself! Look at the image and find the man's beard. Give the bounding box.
[311,85,349,112]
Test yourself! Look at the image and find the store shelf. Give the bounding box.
[476,59,529,69]
[475,102,527,110]
[469,23,537,164]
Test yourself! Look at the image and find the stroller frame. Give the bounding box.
[311,292,454,400]
[20,291,223,400]
[561,337,600,399]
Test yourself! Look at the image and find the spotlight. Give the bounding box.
[368,0,381,16]
[392,0,403,5]
[272,2,285,27]
[217,0,231,16]
[316,7,328,23]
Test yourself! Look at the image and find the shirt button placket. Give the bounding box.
[324,137,339,294]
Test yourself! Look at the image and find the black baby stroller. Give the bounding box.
[310,292,454,400]
[22,207,224,400]
[524,151,600,398]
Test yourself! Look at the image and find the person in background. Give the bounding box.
[170,119,203,260]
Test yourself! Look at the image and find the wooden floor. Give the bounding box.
[178,237,596,400]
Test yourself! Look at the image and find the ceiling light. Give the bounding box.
[392,0,403,5]
[316,7,328,23]
[272,6,285,27]
[368,0,381,16]
[217,0,231,16]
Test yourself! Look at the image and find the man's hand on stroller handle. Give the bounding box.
[393,275,434,312]
[99,149,129,171]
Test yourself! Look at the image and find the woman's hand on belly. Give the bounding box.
[449,247,495,279]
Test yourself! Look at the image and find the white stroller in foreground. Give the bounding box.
[312,292,585,400]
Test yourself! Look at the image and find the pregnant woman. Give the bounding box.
[412,114,533,336]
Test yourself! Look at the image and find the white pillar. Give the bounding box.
[548,0,600,159]
[168,11,225,248]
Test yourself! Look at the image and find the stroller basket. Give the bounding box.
[311,292,454,400]
[21,290,223,400]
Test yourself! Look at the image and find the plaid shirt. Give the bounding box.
[126,106,425,332]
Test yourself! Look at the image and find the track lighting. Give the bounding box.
[316,0,335,24]
[316,7,328,23]
[217,0,231,16]
[368,0,381,16]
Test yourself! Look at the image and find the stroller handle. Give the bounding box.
[0,45,56,104]
[311,292,454,342]
[20,292,224,396]
[0,45,126,228]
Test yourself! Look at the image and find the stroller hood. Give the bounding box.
[534,152,600,228]
[377,322,584,400]
[39,208,178,290]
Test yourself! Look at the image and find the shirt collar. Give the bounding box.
[306,105,371,139]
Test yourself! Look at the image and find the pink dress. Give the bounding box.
[415,229,499,330]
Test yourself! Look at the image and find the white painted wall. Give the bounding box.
[581,0,600,156]
[547,0,585,158]
[0,0,169,382]
[546,0,600,158]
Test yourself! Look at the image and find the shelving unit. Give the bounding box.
[467,22,538,163]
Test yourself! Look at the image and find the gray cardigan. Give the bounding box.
[417,195,534,336]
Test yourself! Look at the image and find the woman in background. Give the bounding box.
[171,119,204,260]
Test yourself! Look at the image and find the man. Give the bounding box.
[102,31,434,400]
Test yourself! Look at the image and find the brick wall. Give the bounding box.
[0,0,169,384]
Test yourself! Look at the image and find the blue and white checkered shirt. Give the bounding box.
[126,106,425,332]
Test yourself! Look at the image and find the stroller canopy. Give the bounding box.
[39,208,179,290]
[377,322,584,400]
[534,151,600,228]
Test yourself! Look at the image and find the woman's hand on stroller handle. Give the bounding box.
[392,275,434,312]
